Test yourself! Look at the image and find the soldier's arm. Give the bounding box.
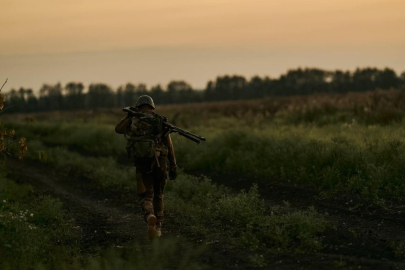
[115,116,131,134]
[164,134,177,169]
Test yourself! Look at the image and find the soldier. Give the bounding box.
[115,95,177,239]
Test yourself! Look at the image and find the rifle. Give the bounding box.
[123,107,206,144]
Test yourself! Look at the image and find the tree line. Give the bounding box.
[3,67,405,113]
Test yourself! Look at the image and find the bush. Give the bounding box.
[3,122,126,157]
[174,128,405,201]
[165,175,328,253]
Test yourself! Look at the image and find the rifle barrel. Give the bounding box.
[178,132,201,144]
[167,124,206,141]
[123,107,206,143]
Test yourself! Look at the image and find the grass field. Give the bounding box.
[2,89,405,269]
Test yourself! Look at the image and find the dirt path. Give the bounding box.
[6,159,405,269]
[7,159,147,253]
[5,160,242,269]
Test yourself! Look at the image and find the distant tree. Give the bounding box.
[204,80,215,101]
[167,81,193,103]
[136,84,148,96]
[248,76,264,98]
[64,82,84,110]
[229,75,247,99]
[116,86,125,107]
[5,89,22,112]
[352,68,400,91]
[376,68,400,89]
[352,68,380,91]
[25,89,38,112]
[123,83,136,106]
[39,83,63,111]
[167,81,192,92]
[2,66,404,113]
[278,68,331,95]
[212,75,247,100]
[3,87,38,113]
[150,84,164,104]
[330,70,353,93]
[400,71,405,86]
[87,83,115,109]
[261,76,274,96]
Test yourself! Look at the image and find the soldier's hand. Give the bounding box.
[169,169,177,180]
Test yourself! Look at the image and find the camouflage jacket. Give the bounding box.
[115,109,177,169]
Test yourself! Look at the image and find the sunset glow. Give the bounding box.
[1,0,404,91]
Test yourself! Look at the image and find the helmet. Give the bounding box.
[135,95,155,109]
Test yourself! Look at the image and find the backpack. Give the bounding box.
[125,112,167,164]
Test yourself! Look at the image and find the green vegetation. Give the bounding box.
[4,89,405,268]
[27,140,135,188]
[16,126,328,254]
[17,122,125,156]
[9,111,405,202]
[0,171,80,269]
[0,112,331,268]
[0,162,210,269]
[66,240,209,270]
[176,124,405,201]
[1,81,211,270]
[166,176,327,253]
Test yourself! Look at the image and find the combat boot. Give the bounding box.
[156,222,162,238]
[147,214,158,239]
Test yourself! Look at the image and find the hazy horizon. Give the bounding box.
[1,0,404,92]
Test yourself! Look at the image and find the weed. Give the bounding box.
[0,175,79,269]
[390,241,405,258]
[174,128,405,201]
[166,175,328,253]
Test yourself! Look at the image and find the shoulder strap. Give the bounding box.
[154,112,168,122]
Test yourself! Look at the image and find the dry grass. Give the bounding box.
[4,88,405,126]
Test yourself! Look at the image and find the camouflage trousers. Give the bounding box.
[136,155,167,227]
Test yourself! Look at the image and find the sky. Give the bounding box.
[1,0,404,92]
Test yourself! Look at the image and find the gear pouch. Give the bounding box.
[133,140,155,159]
